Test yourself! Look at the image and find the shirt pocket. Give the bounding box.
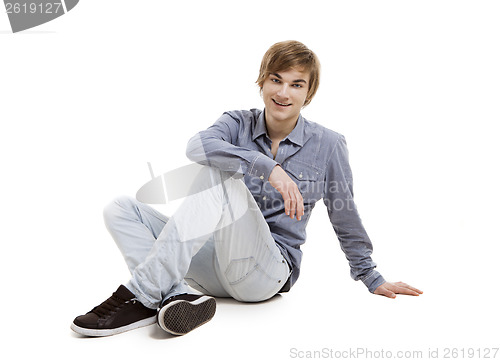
[283,160,323,204]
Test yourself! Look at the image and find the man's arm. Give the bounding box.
[324,134,422,297]
[323,134,385,293]
[186,111,278,181]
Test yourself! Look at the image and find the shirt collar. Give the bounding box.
[252,109,306,147]
[252,110,268,141]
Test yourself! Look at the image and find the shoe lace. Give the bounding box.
[91,292,131,318]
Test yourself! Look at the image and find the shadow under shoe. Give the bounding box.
[71,285,157,337]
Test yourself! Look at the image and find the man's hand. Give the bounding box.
[269,165,304,221]
[374,281,423,299]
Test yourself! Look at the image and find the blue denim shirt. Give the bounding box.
[186,108,385,293]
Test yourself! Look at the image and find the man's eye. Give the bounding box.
[271,78,280,83]
[292,84,303,88]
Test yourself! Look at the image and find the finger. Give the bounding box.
[375,287,396,299]
[395,282,423,295]
[296,192,304,221]
[401,287,422,296]
[288,193,297,219]
[392,285,421,296]
[284,197,291,216]
[406,285,423,294]
[402,286,423,295]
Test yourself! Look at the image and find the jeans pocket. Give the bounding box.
[224,257,282,302]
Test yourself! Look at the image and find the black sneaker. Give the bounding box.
[71,285,157,337]
[157,294,216,335]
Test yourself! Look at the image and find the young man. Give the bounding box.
[71,40,422,337]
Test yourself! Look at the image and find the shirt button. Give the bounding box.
[299,173,303,179]
[260,175,264,180]
[263,196,267,200]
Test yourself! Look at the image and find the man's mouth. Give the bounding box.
[272,99,291,107]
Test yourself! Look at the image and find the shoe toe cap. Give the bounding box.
[73,312,99,328]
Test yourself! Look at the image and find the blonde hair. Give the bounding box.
[256,40,320,107]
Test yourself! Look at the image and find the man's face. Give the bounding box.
[262,67,310,127]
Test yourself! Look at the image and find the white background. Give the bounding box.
[1,1,499,361]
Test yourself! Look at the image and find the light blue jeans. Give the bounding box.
[103,166,290,309]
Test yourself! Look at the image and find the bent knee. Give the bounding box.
[102,195,137,225]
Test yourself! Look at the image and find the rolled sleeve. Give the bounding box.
[247,153,279,181]
[361,269,386,293]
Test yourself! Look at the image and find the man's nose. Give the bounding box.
[277,83,289,98]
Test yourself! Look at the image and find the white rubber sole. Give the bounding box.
[70,316,157,337]
[157,295,216,336]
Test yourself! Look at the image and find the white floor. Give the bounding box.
[6,201,499,362]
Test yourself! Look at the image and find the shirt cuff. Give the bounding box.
[361,270,386,293]
[247,154,278,181]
